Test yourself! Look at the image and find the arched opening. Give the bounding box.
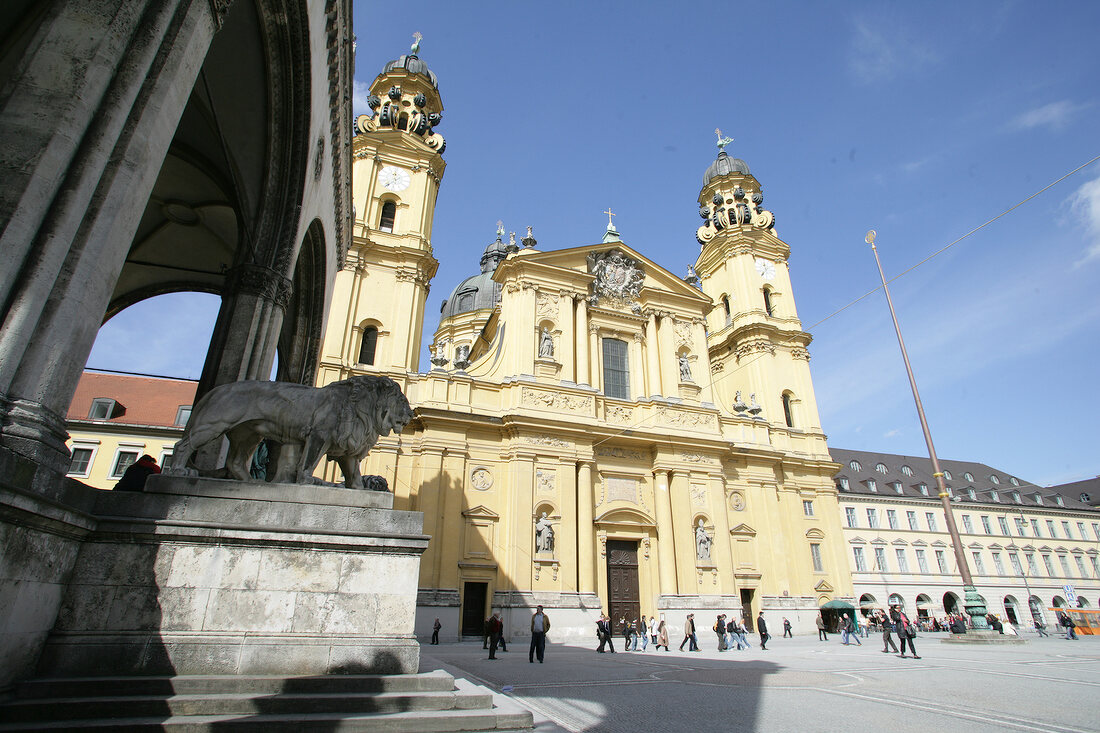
[722,296,731,326]
[762,287,774,316]
[1028,595,1045,625]
[1077,597,1090,608]
[379,201,396,232]
[358,326,379,365]
[859,593,878,617]
[276,219,327,385]
[915,594,933,620]
[1003,595,1020,625]
[782,391,795,428]
[888,593,905,609]
[943,592,960,615]
[1052,595,1067,608]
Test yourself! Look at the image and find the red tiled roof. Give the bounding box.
[68,371,198,427]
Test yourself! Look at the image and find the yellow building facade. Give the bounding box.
[315,48,853,640]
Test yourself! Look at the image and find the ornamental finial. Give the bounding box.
[496,220,505,239]
[411,31,422,55]
[715,127,733,151]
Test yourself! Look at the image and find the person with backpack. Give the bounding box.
[890,604,920,659]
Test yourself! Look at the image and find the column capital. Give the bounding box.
[224,264,293,309]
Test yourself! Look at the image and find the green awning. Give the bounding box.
[820,600,855,610]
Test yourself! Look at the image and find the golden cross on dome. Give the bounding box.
[715,127,733,151]
[603,208,616,227]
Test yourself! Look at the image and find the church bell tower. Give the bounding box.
[316,34,445,384]
[694,131,824,433]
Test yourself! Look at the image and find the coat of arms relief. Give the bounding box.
[587,250,644,313]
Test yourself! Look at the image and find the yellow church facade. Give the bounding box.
[313,46,854,640]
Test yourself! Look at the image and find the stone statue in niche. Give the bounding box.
[539,327,554,358]
[454,344,471,369]
[695,519,712,563]
[679,354,693,382]
[167,376,413,489]
[535,512,555,554]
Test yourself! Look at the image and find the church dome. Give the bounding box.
[703,151,750,186]
[439,231,517,320]
[382,54,439,89]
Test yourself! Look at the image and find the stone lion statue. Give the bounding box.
[168,375,414,488]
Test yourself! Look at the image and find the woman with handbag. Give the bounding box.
[890,604,921,659]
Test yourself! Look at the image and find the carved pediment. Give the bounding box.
[848,536,866,544]
[805,528,825,540]
[729,523,756,536]
[931,540,948,547]
[911,539,928,547]
[891,539,909,546]
[594,506,655,528]
[814,580,834,592]
[462,505,500,520]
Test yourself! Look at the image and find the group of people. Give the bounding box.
[594,611,775,652]
[481,606,551,662]
[596,613,669,652]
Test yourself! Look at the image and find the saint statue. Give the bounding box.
[535,512,555,554]
[695,519,712,563]
[679,354,692,382]
[539,327,554,358]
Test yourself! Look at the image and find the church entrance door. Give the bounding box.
[461,582,488,636]
[606,540,641,629]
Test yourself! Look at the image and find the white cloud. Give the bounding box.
[884,429,900,438]
[848,18,936,84]
[1011,100,1083,131]
[352,79,371,116]
[1070,173,1100,266]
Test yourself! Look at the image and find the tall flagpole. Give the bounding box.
[866,230,990,632]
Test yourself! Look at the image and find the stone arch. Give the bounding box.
[276,218,327,385]
[943,591,960,614]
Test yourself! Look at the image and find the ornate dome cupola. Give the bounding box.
[695,129,775,247]
[354,32,445,154]
[440,222,519,320]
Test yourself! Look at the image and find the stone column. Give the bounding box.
[577,461,596,593]
[629,335,645,401]
[0,0,219,471]
[653,470,678,595]
[588,324,600,388]
[644,311,662,398]
[574,297,589,386]
[669,470,693,594]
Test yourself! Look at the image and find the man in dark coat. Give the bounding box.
[757,612,769,650]
[487,612,503,659]
[113,454,160,491]
[596,614,616,653]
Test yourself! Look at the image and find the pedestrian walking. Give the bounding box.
[878,610,899,653]
[816,613,828,641]
[680,613,699,651]
[657,616,670,651]
[890,604,920,659]
[1034,619,1049,637]
[782,618,792,638]
[650,616,658,646]
[431,618,441,645]
[714,614,728,651]
[487,611,503,660]
[757,612,770,650]
[529,604,550,663]
[1059,612,1078,640]
[638,616,649,651]
[596,614,616,653]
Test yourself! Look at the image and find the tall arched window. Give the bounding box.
[782,392,794,427]
[379,201,396,233]
[762,287,774,316]
[358,326,378,365]
[722,296,732,326]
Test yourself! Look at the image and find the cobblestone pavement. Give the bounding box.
[420,633,1100,733]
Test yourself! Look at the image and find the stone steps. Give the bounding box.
[0,672,533,732]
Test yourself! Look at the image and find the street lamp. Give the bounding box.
[867,230,990,632]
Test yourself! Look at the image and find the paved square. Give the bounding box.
[420,633,1100,732]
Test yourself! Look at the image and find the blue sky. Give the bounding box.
[89,1,1100,486]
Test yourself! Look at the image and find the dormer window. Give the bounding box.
[1081,493,1092,504]
[850,460,862,472]
[943,470,952,480]
[1011,491,1021,504]
[901,465,913,477]
[964,472,974,482]
[838,477,849,490]
[967,488,976,500]
[174,406,192,427]
[867,479,878,492]
[1009,477,1020,486]
[88,398,122,420]
[990,475,1000,484]
[1055,496,1064,507]
[1035,494,1044,506]
[918,483,929,496]
[892,482,903,495]
[990,490,1000,502]
[875,463,888,474]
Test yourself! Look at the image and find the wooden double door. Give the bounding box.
[606,539,641,628]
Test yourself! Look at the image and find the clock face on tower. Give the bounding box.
[378,165,411,192]
[755,257,776,281]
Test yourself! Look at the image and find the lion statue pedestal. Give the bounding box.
[37,377,429,678]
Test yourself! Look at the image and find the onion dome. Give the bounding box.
[702,151,750,187]
[439,225,519,320]
[382,54,438,89]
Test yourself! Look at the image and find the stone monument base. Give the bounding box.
[941,630,1028,644]
[37,475,427,677]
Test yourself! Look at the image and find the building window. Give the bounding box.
[867,479,877,492]
[358,326,378,365]
[803,500,814,516]
[88,398,118,420]
[1009,476,1019,486]
[1011,491,1021,503]
[935,550,949,574]
[967,488,976,500]
[722,296,732,326]
[845,507,857,528]
[1062,521,1073,539]
[916,549,929,573]
[1092,523,1100,542]
[174,406,192,427]
[918,483,929,496]
[998,517,1010,535]
[964,472,974,482]
[866,508,879,528]
[990,490,1000,502]
[943,470,952,480]
[763,287,774,316]
[1041,554,1054,576]
[1076,522,1087,539]
[1090,556,1100,578]
[1047,520,1057,538]
[892,482,903,494]
[971,551,986,575]
[782,393,795,428]
[160,450,173,470]
[1014,518,1027,536]
[962,515,973,534]
[1009,552,1023,575]
[992,552,1005,575]
[853,546,867,572]
[1074,556,1088,578]
[850,460,862,472]
[601,338,630,400]
[810,543,823,572]
[1055,495,1064,507]
[981,516,992,534]
[907,511,918,530]
[110,450,139,478]
[67,446,95,476]
[1035,494,1044,506]
[1030,519,1040,537]
[875,463,888,474]
[379,201,396,232]
[1026,553,1039,575]
[901,465,913,477]
[838,477,849,490]
[925,512,937,532]
[887,509,898,530]
[990,475,1001,484]
[896,548,910,573]
[1058,555,1072,577]
[874,547,888,572]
